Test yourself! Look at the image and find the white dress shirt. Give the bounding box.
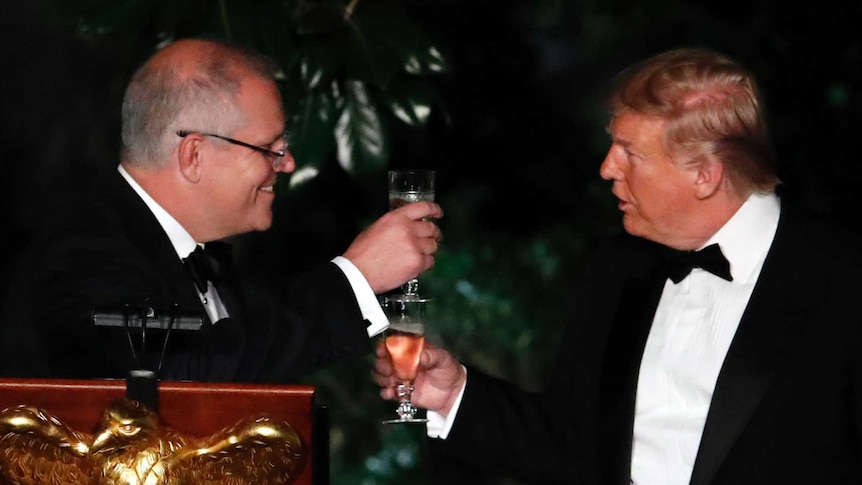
[428,192,781,483]
[631,192,779,485]
[118,165,388,335]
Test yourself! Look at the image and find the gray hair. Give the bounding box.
[120,39,280,167]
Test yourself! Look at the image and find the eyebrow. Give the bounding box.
[270,131,289,146]
[608,132,631,148]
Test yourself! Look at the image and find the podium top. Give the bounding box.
[0,377,318,485]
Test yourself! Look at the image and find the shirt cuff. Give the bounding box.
[331,256,389,337]
[426,366,468,439]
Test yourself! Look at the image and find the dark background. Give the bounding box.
[2,0,859,483]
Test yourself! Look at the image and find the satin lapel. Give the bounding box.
[690,215,823,485]
[109,171,206,315]
[598,265,669,485]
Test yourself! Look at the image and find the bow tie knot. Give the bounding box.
[662,243,732,283]
[182,243,229,295]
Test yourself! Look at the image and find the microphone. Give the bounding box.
[92,306,204,331]
[91,304,205,376]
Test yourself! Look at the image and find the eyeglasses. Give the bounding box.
[176,130,287,168]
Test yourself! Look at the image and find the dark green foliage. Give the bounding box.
[45,0,448,196]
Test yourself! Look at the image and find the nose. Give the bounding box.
[273,149,296,173]
[599,147,620,181]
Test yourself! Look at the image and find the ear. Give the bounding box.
[693,157,724,200]
[177,134,204,183]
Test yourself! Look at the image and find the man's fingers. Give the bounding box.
[420,220,442,240]
[397,201,443,221]
[374,339,404,401]
[420,343,443,368]
[419,237,439,256]
[375,339,390,357]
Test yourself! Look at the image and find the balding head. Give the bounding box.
[120,38,280,168]
[150,38,221,70]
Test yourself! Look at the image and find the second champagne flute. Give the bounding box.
[381,296,429,424]
[388,169,436,299]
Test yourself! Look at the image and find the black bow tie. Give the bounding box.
[661,243,733,283]
[182,243,230,295]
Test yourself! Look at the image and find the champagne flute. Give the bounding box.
[381,296,428,424]
[388,169,435,300]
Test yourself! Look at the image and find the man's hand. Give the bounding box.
[373,339,466,418]
[344,201,443,294]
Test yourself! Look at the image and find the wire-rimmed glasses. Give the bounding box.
[176,130,288,169]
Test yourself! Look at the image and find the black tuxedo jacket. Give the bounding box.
[0,168,369,382]
[429,207,862,484]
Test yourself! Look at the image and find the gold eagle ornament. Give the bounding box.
[0,397,304,485]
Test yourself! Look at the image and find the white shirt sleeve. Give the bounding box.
[331,256,389,337]
[426,366,468,439]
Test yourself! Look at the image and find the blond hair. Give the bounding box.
[609,48,779,195]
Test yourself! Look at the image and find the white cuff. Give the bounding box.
[331,256,389,337]
[426,366,468,439]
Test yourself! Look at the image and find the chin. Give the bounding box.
[254,219,274,232]
[248,206,274,232]
[621,217,645,238]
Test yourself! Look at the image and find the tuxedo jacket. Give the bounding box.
[0,168,370,382]
[429,206,862,484]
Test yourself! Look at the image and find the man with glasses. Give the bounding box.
[0,38,443,383]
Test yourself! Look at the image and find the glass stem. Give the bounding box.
[395,382,417,419]
[402,278,420,296]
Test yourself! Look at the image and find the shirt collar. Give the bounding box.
[117,164,199,259]
[703,192,780,283]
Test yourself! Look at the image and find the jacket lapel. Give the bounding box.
[109,170,207,317]
[599,264,669,485]
[689,213,824,485]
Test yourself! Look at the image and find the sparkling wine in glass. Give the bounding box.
[381,296,428,424]
[388,169,435,299]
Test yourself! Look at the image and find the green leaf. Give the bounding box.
[335,81,388,175]
[402,43,447,76]
[379,75,439,126]
[350,0,447,76]
[286,86,339,173]
[254,8,301,74]
[297,38,342,90]
[341,19,395,88]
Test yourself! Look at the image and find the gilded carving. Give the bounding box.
[0,398,303,484]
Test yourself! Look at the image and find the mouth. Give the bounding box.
[613,195,633,212]
[610,189,628,209]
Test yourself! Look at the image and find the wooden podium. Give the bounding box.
[0,377,327,484]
